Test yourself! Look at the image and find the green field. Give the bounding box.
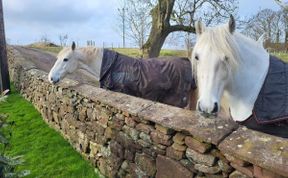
[30,45,288,62]
[0,86,100,178]
[30,45,187,58]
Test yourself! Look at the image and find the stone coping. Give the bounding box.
[219,126,288,177]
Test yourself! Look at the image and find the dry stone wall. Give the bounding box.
[8,48,288,178]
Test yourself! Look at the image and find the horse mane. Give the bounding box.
[192,24,266,77]
[58,46,104,63]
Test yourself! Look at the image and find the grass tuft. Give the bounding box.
[0,85,100,178]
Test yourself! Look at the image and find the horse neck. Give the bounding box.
[224,33,269,121]
[78,48,103,81]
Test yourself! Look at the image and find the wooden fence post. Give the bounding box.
[0,0,10,93]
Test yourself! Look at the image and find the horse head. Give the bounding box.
[192,15,269,120]
[48,42,82,84]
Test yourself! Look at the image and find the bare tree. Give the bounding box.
[0,0,10,92]
[59,34,68,47]
[141,0,238,57]
[126,0,151,50]
[242,9,280,42]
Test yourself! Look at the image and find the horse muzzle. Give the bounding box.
[197,101,219,118]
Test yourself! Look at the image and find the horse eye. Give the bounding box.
[195,55,199,61]
[63,58,69,62]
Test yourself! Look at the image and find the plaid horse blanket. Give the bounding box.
[100,49,196,108]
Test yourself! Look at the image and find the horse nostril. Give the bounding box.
[212,102,218,113]
[50,77,53,81]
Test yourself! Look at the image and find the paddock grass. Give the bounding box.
[29,45,288,63]
[32,46,187,58]
[0,85,100,178]
[273,52,288,62]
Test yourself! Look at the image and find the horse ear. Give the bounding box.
[228,15,236,34]
[195,20,205,36]
[72,41,76,51]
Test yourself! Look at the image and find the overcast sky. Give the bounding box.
[3,0,280,48]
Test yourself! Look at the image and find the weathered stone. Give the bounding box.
[123,125,139,141]
[186,148,216,167]
[125,117,136,127]
[156,155,193,178]
[173,133,186,145]
[219,127,288,177]
[116,132,141,151]
[229,170,250,178]
[135,123,154,134]
[253,165,285,178]
[230,163,253,178]
[218,159,233,173]
[110,118,124,131]
[137,139,151,148]
[143,147,157,157]
[166,146,184,160]
[121,160,129,171]
[172,143,187,152]
[155,124,175,135]
[110,141,124,159]
[90,141,100,157]
[86,130,95,140]
[104,127,114,140]
[99,145,111,158]
[78,108,87,121]
[180,159,197,173]
[129,163,148,178]
[156,144,167,150]
[150,131,172,146]
[223,154,250,167]
[139,132,152,144]
[194,164,221,174]
[185,136,211,153]
[138,102,238,145]
[90,121,105,135]
[124,149,135,161]
[152,145,166,155]
[115,113,125,121]
[135,153,156,176]
[98,115,109,128]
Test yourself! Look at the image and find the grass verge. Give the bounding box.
[0,85,100,178]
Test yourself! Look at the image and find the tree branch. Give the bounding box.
[168,25,195,33]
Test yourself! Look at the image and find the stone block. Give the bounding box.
[173,133,186,145]
[194,164,221,174]
[219,127,288,177]
[229,170,250,178]
[155,124,175,135]
[253,165,286,178]
[150,131,172,146]
[135,153,156,176]
[172,143,187,152]
[125,117,137,127]
[186,148,216,167]
[156,155,194,178]
[135,123,154,134]
[185,136,211,154]
[139,132,152,144]
[166,146,184,160]
[230,163,253,178]
[110,140,124,159]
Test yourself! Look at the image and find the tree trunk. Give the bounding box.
[142,0,195,58]
[0,0,10,92]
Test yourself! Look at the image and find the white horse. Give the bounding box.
[48,43,196,108]
[192,16,288,137]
